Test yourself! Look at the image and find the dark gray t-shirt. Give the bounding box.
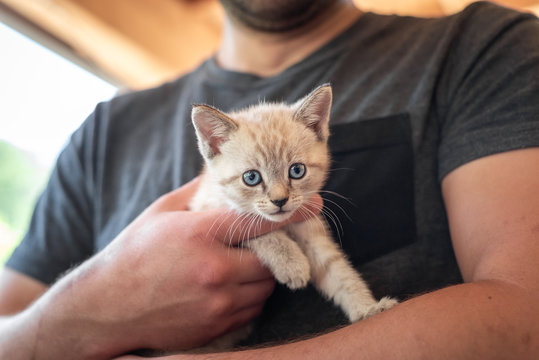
[8,2,539,345]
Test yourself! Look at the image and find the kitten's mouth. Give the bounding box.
[273,209,289,215]
[265,209,293,222]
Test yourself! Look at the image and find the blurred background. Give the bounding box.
[1,0,538,264]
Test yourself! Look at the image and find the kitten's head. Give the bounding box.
[192,85,332,222]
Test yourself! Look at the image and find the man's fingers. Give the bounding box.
[222,247,274,283]
[226,303,266,333]
[232,279,275,311]
[201,194,323,246]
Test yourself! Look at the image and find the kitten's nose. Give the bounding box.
[271,197,288,208]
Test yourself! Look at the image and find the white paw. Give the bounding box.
[363,296,399,319]
[272,256,311,290]
[348,296,399,322]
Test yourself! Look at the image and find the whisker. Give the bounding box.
[224,212,248,254]
[296,206,319,230]
[297,206,333,244]
[206,210,234,246]
[301,197,346,247]
[317,190,356,206]
[319,197,353,223]
[236,213,252,244]
[320,207,344,247]
[298,204,325,230]
[326,167,355,173]
[242,214,258,250]
[254,214,264,241]
[303,190,353,224]
[248,213,264,248]
[257,213,264,234]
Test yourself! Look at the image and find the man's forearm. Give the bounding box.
[0,257,129,360]
[169,280,538,360]
[0,310,40,359]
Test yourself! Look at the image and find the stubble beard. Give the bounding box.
[219,0,337,32]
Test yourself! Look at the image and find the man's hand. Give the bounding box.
[0,178,322,359]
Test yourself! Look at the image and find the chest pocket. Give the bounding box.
[324,113,415,265]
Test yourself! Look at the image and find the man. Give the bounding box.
[1,0,539,358]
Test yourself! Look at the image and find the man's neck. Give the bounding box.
[215,0,362,78]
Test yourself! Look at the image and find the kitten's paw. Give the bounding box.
[363,296,398,319]
[348,297,398,322]
[273,257,311,290]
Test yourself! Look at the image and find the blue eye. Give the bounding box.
[289,163,306,179]
[243,170,262,186]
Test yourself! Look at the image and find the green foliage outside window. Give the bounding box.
[0,140,48,264]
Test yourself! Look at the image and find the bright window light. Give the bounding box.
[0,22,118,264]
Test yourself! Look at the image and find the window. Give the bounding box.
[0,22,117,264]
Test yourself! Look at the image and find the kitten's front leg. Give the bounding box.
[288,216,398,322]
[247,230,310,290]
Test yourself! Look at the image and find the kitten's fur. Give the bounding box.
[190,85,397,349]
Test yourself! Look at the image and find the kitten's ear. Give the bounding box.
[192,104,238,159]
[294,84,332,142]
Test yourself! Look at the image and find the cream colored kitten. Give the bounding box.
[190,85,397,347]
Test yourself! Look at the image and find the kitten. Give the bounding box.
[189,84,397,348]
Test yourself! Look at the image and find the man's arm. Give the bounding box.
[0,178,272,359]
[0,178,277,359]
[0,268,47,315]
[138,148,539,359]
[0,179,322,359]
[0,269,48,359]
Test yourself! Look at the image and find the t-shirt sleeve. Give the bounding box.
[437,3,539,181]
[5,108,100,285]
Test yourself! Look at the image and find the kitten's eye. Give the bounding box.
[243,170,262,186]
[289,163,306,179]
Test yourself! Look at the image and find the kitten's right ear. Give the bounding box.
[192,104,238,159]
[294,84,332,142]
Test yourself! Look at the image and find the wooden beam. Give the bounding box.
[73,0,223,70]
[0,0,223,89]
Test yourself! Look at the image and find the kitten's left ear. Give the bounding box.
[294,84,332,142]
[192,104,238,159]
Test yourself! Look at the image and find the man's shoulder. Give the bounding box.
[107,69,199,116]
[459,1,532,19]
[84,60,211,139]
[368,1,535,39]
[450,1,536,35]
